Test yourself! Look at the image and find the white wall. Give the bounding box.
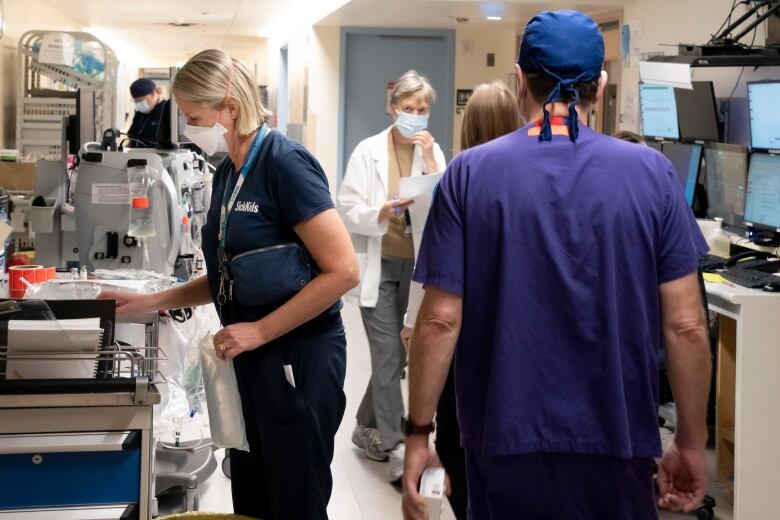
[619,0,777,134]
[308,26,341,194]
[0,0,82,147]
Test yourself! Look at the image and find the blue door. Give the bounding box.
[339,28,455,182]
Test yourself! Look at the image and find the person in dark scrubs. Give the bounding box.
[402,10,712,520]
[101,49,359,520]
[127,78,172,148]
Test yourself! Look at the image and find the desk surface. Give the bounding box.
[705,280,780,304]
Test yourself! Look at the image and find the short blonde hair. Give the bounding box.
[390,70,437,107]
[460,81,521,150]
[172,49,270,136]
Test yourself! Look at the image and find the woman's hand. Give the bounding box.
[378,198,414,223]
[213,321,268,360]
[412,131,439,173]
[98,290,159,316]
[400,326,413,354]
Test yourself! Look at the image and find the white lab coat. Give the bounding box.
[337,126,447,308]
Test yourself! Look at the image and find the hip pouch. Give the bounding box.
[229,242,316,306]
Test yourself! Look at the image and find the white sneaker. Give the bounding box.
[352,423,388,462]
[388,442,405,483]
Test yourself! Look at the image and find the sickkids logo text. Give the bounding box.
[235,201,260,213]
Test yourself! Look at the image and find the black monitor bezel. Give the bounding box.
[662,142,704,207]
[704,142,749,230]
[744,151,780,233]
[675,81,721,144]
[747,80,780,152]
[639,82,680,142]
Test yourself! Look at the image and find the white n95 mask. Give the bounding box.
[184,122,230,156]
[395,111,430,139]
[135,100,152,114]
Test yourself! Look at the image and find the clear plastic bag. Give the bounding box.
[199,333,249,451]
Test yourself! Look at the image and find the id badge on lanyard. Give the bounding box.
[217,124,270,308]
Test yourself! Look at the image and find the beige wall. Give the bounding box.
[619,0,773,133]
[269,23,519,184]
[0,0,82,147]
[452,24,518,154]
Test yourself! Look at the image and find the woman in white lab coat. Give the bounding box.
[337,70,447,484]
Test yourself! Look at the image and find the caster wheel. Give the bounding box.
[695,507,714,520]
[702,495,716,509]
[222,450,231,479]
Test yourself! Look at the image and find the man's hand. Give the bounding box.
[402,434,448,520]
[213,321,268,360]
[657,441,708,513]
[378,198,414,223]
[401,326,413,353]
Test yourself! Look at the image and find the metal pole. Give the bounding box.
[732,1,780,42]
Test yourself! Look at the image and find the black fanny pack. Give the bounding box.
[226,243,317,307]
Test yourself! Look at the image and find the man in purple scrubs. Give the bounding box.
[402,10,711,519]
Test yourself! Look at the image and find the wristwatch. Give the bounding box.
[405,419,436,437]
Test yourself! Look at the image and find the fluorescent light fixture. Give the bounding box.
[486,16,502,21]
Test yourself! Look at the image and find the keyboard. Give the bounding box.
[700,253,727,272]
[721,268,780,289]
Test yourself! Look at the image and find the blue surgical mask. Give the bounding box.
[395,111,429,138]
[135,99,152,114]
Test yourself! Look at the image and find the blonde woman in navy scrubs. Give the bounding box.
[101,50,359,520]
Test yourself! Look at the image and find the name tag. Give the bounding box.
[234,200,260,213]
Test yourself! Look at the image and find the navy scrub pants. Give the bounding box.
[464,451,658,520]
[229,319,347,520]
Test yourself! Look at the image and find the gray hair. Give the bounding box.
[390,70,437,107]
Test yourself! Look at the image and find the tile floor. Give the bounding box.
[196,301,733,520]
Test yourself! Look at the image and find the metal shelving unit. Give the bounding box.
[16,31,118,161]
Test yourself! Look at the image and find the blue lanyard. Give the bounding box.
[218,124,270,248]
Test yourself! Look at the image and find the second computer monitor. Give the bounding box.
[744,153,780,230]
[747,81,780,151]
[663,143,702,206]
[639,83,680,141]
[675,81,720,143]
[705,143,749,228]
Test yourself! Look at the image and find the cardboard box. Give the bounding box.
[0,162,36,191]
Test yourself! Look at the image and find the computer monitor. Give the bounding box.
[744,153,780,230]
[747,81,780,151]
[647,141,662,152]
[66,88,95,155]
[705,143,748,228]
[639,83,679,141]
[674,81,720,143]
[663,143,703,206]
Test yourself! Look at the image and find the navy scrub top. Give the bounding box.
[201,130,341,329]
[127,99,172,148]
[414,123,705,459]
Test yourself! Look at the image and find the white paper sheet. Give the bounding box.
[400,173,443,259]
[6,318,103,379]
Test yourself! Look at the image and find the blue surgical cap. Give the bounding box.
[130,78,156,99]
[518,10,605,142]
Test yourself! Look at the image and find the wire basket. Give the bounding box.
[0,341,167,384]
